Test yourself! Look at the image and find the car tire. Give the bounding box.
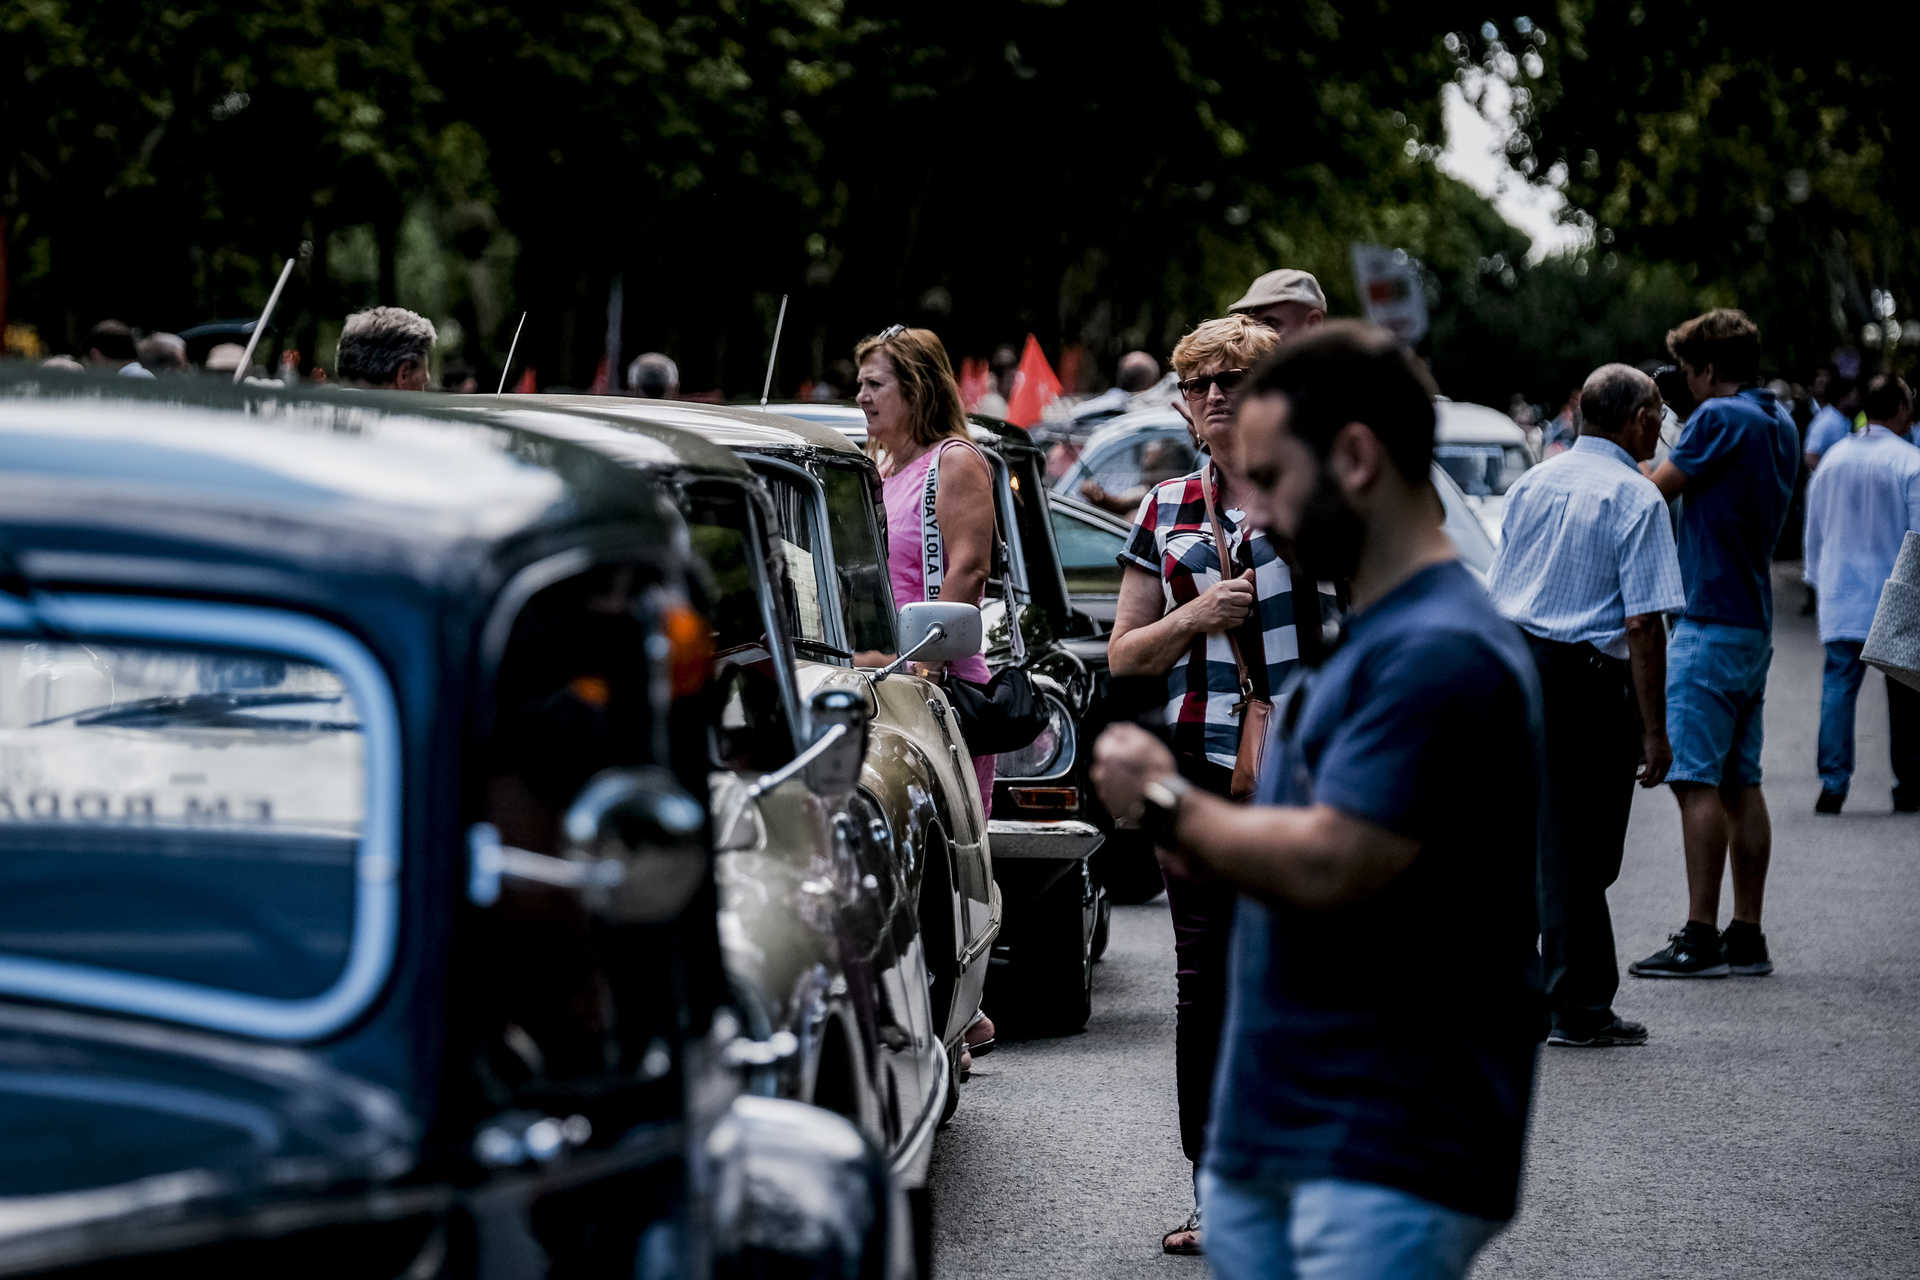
[1090,886,1112,962]
[1092,830,1164,904]
[1002,862,1094,1036]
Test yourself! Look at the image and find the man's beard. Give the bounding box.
[1292,466,1366,583]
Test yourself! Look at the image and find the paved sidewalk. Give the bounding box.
[1480,570,1920,1278]
[932,569,1920,1279]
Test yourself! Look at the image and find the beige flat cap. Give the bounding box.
[1229,268,1328,314]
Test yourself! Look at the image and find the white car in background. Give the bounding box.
[1433,398,1537,547]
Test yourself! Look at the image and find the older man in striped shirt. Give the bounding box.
[1489,364,1685,1047]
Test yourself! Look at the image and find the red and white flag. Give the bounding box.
[1005,334,1061,427]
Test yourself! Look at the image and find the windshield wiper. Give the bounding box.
[33,691,357,730]
[791,638,853,661]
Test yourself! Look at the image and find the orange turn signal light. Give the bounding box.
[1008,786,1079,811]
[663,602,714,699]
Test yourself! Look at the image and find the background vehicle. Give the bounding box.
[1433,397,1537,547]
[0,374,908,1280]
[765,403,1109,1033]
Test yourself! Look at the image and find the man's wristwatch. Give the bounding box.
[1139,772,1194,847]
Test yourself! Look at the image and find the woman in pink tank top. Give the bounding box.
[853,325,997,816]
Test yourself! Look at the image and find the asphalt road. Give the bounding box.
[930,569,1920,1279]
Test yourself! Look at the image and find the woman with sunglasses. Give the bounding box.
[855,323,999,1074]
[1107,314,1325,1256]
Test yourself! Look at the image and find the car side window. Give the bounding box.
[683,482,800,773]
[820,462,897,656]
[1089,434,1196,492]
[752,467,837,653]
[1052,508,1128,572]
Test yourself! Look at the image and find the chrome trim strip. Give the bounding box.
[888,1039,948,1187]
[985,819,1105,862]
[0,594,403,1043]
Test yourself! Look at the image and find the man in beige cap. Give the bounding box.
[1229,268,1328,343]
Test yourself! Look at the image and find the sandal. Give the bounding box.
[1161,1207,1202,1256]
[964,1010,996,1059]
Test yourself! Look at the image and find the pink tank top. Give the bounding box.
[880,439,995,813]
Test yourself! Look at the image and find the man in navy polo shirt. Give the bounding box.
[1091,323,1544,1278]
[1632,309,1800,979]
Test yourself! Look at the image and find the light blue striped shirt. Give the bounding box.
[1803,425,1920,643]
[1488,435,1685,658]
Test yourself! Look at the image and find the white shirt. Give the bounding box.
[1488,435,1685,658]
[1803,424,1920,643]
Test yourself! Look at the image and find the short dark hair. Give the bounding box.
[1861,373,1912,421]
[1579,363,1657,436]
[1825,373,1859,403]
[1244,321,1437,485]
[86,319,138,363]
[1666,309,1761,386]
[336,306,436,386]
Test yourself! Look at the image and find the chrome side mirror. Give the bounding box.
[873,601,982,681]
[804,687,871,797]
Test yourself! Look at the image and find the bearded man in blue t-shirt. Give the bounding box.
[1631,309,1800,979]
[1092,323,1545,1279]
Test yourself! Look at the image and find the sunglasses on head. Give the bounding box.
[876,323,908,341]
[1178,368,1249,400]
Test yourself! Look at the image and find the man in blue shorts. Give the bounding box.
[1091,323,1544,1278]
[1633,309,1800,979]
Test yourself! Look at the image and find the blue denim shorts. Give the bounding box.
[1198,1169,1502,1280]
[1666,619,1773,788]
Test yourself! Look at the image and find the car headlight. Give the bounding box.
[994,694,1071,779]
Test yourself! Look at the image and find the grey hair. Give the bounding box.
[626,351,679,397]
[137,333,188,373]
[1579,363,1657,436]
[336,307,436,386]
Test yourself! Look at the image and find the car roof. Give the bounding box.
[0,371,672,579]
[758,400,1039,454]
[437,394,754,479]
[530,395,866,459]
[1434,400,1528,444]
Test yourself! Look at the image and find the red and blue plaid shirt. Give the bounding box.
[1120,468,1330,770]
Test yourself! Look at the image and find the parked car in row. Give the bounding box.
[0,373,910,1280]
[444,394,996,1183]
[764,403,1110,1031]
[1431,397,1538,548]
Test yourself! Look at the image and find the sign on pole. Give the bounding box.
[1349,243,1429,346]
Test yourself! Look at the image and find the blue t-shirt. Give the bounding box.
[1804,404,1854,460]
[1205,560,1544,1222]
[1668,389,1799,631]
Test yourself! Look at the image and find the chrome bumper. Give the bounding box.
[986,819,1104,862]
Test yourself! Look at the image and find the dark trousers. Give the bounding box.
[1892,676,1920,809]
[1163,754,1236,1172]
[1527,634,1641,1034]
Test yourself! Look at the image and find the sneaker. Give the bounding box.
[1629,924,1730,978]
[1815,790,1846,815]
[1547,1015,1649,1047]
[1721,922,1774,976]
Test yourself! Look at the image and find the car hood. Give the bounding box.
[0,1004,417,1259]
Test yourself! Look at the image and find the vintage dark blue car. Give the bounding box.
[0,372,909,1279]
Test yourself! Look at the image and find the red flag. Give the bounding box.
[1004,334,1061,427]
[513,367,537,393]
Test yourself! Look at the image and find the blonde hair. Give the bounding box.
[854,326,970,448]
[1170,314,1280,378]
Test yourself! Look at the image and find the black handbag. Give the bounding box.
[921,440,1049,755]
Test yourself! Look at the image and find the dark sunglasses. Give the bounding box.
[1177,368,1249,400]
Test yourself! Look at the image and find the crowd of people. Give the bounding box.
[17,266,1919,1280]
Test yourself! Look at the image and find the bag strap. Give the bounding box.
[1201,466,1260,706]
[923,438,1027,665]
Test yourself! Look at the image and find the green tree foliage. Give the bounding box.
[1485,1,1917,377]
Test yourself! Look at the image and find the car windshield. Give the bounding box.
[1433,443,1530,497]
[0,639,364,1001]
[820,461,898,656]
[683,481,800,771]
[751,465,843,657]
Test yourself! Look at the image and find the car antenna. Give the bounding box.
[232,257,295,385]
[497,311,528,393]
[759,293,788,407]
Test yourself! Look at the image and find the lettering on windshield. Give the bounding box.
[0,788,273,824]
